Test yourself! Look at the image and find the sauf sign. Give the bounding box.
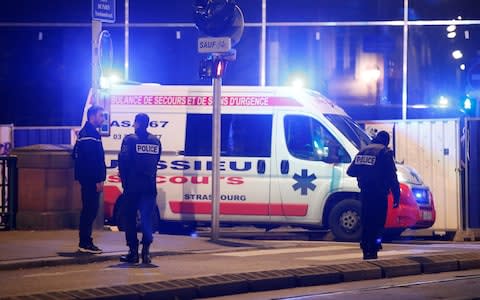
[198,37,232,53]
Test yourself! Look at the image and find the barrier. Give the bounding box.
[0,156,18,230]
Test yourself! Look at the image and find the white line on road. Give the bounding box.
[213,246,358,257]
[299,249,443,261]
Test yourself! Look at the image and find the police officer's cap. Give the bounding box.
[134,113,150,129]
[372,131,390,146]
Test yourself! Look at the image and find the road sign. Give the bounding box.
[92,0,116,23]
[198,37,232,53]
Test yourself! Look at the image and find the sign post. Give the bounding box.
[194,0,244,242]
[211,68,222,241]
[91,0,115,230]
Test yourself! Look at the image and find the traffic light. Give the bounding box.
[199,56,226,79]
[464,97,472,111]
[194,0,244,46]
[463,97,477,116]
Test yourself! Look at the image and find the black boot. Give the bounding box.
[363,251,378,260]
[141,244,151,264]
[120,246,139,264]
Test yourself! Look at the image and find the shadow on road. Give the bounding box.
[57,251,95,258]
[108,262,159,269]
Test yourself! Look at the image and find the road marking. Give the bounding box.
[299,249,443,261]
[213,245,357,257]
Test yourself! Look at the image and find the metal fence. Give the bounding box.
[13,126,76,148]
[0,156,18,230]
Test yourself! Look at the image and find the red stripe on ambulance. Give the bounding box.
[169,201,308,217]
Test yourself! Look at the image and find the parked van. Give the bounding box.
[81,84,436,241]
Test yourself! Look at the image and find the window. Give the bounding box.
[284,115,351,163]
[324,114,372,149]
[185,114,272,157]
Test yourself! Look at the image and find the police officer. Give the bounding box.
[73,105,106,254]
[347,131,400,260]
[118,113,161,264]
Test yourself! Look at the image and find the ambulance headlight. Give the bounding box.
[396,165,423,185]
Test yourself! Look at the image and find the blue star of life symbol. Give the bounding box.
[292,169,317,196]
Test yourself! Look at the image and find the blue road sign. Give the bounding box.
[92,0,116,23]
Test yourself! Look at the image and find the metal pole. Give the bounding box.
[259,0,267,86]
[124,0,129,81]
[465,120,470,230]
[92,19,105,229]
[211,74,222,241]
[401,0,409,120]
[92,20,102,102]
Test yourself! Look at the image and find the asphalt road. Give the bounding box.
[207,269,480,300]
[2,239,480,298]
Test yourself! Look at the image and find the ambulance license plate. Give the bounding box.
[422,211,433,221]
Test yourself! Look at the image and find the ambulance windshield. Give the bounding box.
[325,114,371,149]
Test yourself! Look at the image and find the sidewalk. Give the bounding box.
[2,230,480,299]
[0,229,296,270]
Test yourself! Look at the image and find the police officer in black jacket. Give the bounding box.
[119,113,161,264]
[347,131,400,260]
[73,105,106,254]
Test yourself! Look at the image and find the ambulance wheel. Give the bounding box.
[113,194,160,233]
[328,199,362,242]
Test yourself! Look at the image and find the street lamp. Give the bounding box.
[438,96,449,108]
[446,25,456,33]
[361,67,382,104]
[361,68,381,83]
[452,50,463,60]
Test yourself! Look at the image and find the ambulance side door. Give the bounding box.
[270,112,350,224]
[169,113,272,223]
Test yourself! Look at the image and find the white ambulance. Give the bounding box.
[83,84,436,241]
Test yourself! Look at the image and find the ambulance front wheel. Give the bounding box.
[113,194,161,233]
[328,199,362,242]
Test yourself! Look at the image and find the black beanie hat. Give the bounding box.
[372,130,390,146]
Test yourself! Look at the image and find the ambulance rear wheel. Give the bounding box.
[328,199,362,242]
[113,194,160,233]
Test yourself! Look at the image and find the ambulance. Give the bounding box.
[82,84,436,241]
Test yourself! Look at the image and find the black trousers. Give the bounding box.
[79,183,100,246]
[124,192,156,249]
[360,188,388,253]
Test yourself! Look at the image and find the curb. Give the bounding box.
[0,250,188,271]
[4,252,480,300]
